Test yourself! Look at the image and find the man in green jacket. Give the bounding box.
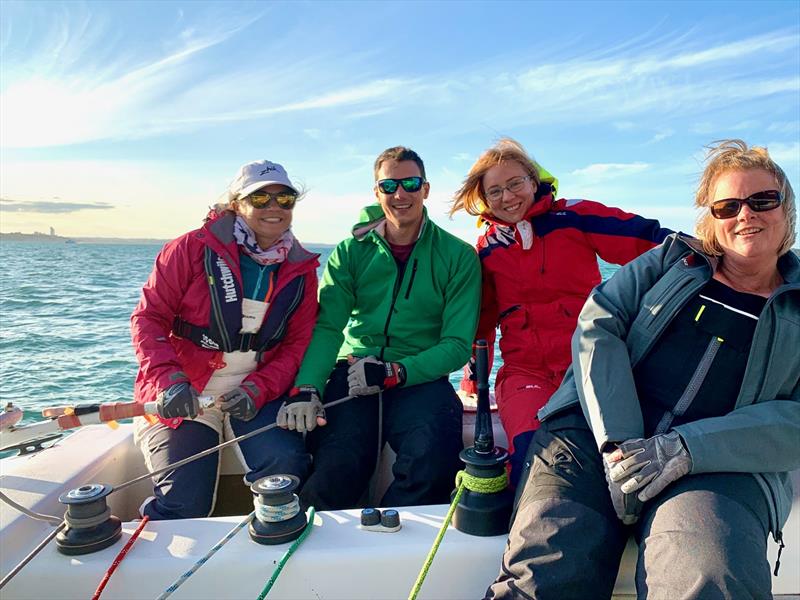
[277,146,481,510]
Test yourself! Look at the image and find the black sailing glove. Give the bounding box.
[347,356,406,396]
[216,387,257,422]
[603,449,644,525]
[157,382,200,419]
[610,431,693,502]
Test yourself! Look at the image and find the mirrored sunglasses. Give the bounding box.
[376,177,424,194]
[710,190,782,219]
[245,191,298,209]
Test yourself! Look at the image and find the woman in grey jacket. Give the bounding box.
[485,139,799,600]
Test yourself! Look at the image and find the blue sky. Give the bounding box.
[1,0,798,244]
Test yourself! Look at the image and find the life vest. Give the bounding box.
[172,246,305,355]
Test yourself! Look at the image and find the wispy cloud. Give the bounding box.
[0,198,114,213]
[570,162,651,179]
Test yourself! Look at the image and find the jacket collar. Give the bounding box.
[352,203,429,243]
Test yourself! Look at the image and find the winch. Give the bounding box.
[249,474,307,545]
[55,483,122,555]
[452,339,514,536]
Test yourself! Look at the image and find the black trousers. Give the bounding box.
[485,411,772,600]
[300,363,464,510]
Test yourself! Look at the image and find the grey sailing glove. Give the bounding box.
[602,450,643,525]
[276,386,325,433]
[157,382,200,419]
[216,387,257,422]
[610,431,693,502]
[347,356,405,396]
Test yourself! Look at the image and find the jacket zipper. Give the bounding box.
[404,259,418,300]
[380,265,405,361]
[204,247,233,352]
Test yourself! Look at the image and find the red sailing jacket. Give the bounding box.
[469,193,672,384]
[131,210,319,427]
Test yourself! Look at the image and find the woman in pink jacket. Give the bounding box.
[131,159,319,520]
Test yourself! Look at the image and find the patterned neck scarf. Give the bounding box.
[233,216,294,265]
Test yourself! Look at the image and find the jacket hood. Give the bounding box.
[352,203,429,241]
[480,161,560,227]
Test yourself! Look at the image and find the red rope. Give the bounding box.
[91,516,150,600]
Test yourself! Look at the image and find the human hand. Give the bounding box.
[602,448,643,524]
[216,387,257,422]
[346,356,405,396]
[459,356,477,396]
[609,431,692,502]
[276,386,326,432]
[157,382,200,419]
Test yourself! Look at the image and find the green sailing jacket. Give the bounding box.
[295,204,481,394]
[541,233,800,537]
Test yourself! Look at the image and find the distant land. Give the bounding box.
[0,231,336,247]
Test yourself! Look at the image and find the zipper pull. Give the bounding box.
[773,530,785,576]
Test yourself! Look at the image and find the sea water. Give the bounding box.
[0,241,618,427]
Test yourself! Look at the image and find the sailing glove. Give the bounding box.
[216,387,257,422]
[347,356,406,396]
[610,431,693,502]
[602,449,643,525]
[157,382,200,419]
[276,386,325,433]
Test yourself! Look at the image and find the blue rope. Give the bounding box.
[155,512,254,600]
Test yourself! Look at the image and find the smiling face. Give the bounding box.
[233,183,294,248]
[374,159,429,241]
[711,168,787,263]
[482,160,535,224]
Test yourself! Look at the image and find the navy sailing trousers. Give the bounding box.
[484,411,772,600]
[140,398,310,520]
[300,363,464,511]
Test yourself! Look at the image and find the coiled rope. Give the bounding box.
[91,516,150,600]
[407,470,507,600]
[256,507,317,600]
[155,512,254,600]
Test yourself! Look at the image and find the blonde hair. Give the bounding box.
[695,139,796,256]
[450,138,540,217]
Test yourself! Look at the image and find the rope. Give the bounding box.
[113,395,354,496]
[458,470,507,494]
[407,470,508,600]
[91,516,150,600]
[155,512,254,600]
[256,507,316,600]
[254,497,300,523]
[0,521,66,590]
[0,490,63,525]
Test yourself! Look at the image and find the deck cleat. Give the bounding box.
[249,474,307,545]
[56,483,122,555]
[452,339,514,537]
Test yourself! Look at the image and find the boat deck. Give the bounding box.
[1,425,798,599]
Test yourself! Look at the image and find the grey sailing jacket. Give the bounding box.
[540,233,800,535]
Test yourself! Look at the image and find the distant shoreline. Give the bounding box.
[0,232,336,247]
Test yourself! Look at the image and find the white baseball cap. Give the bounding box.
[229,160,299,201]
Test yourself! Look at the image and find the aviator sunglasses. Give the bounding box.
[710,190,783,219]
[376,176,425,194]
[245,190,298,210]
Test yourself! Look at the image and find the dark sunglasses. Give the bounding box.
[710,189,782,219]
[245,190,298,210]
[376,176,424,194]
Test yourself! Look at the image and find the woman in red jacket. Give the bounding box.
[131,159,319,519]
[452,139,671,484]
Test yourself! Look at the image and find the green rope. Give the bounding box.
[407,470,508,600]
[256,507,316,600]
